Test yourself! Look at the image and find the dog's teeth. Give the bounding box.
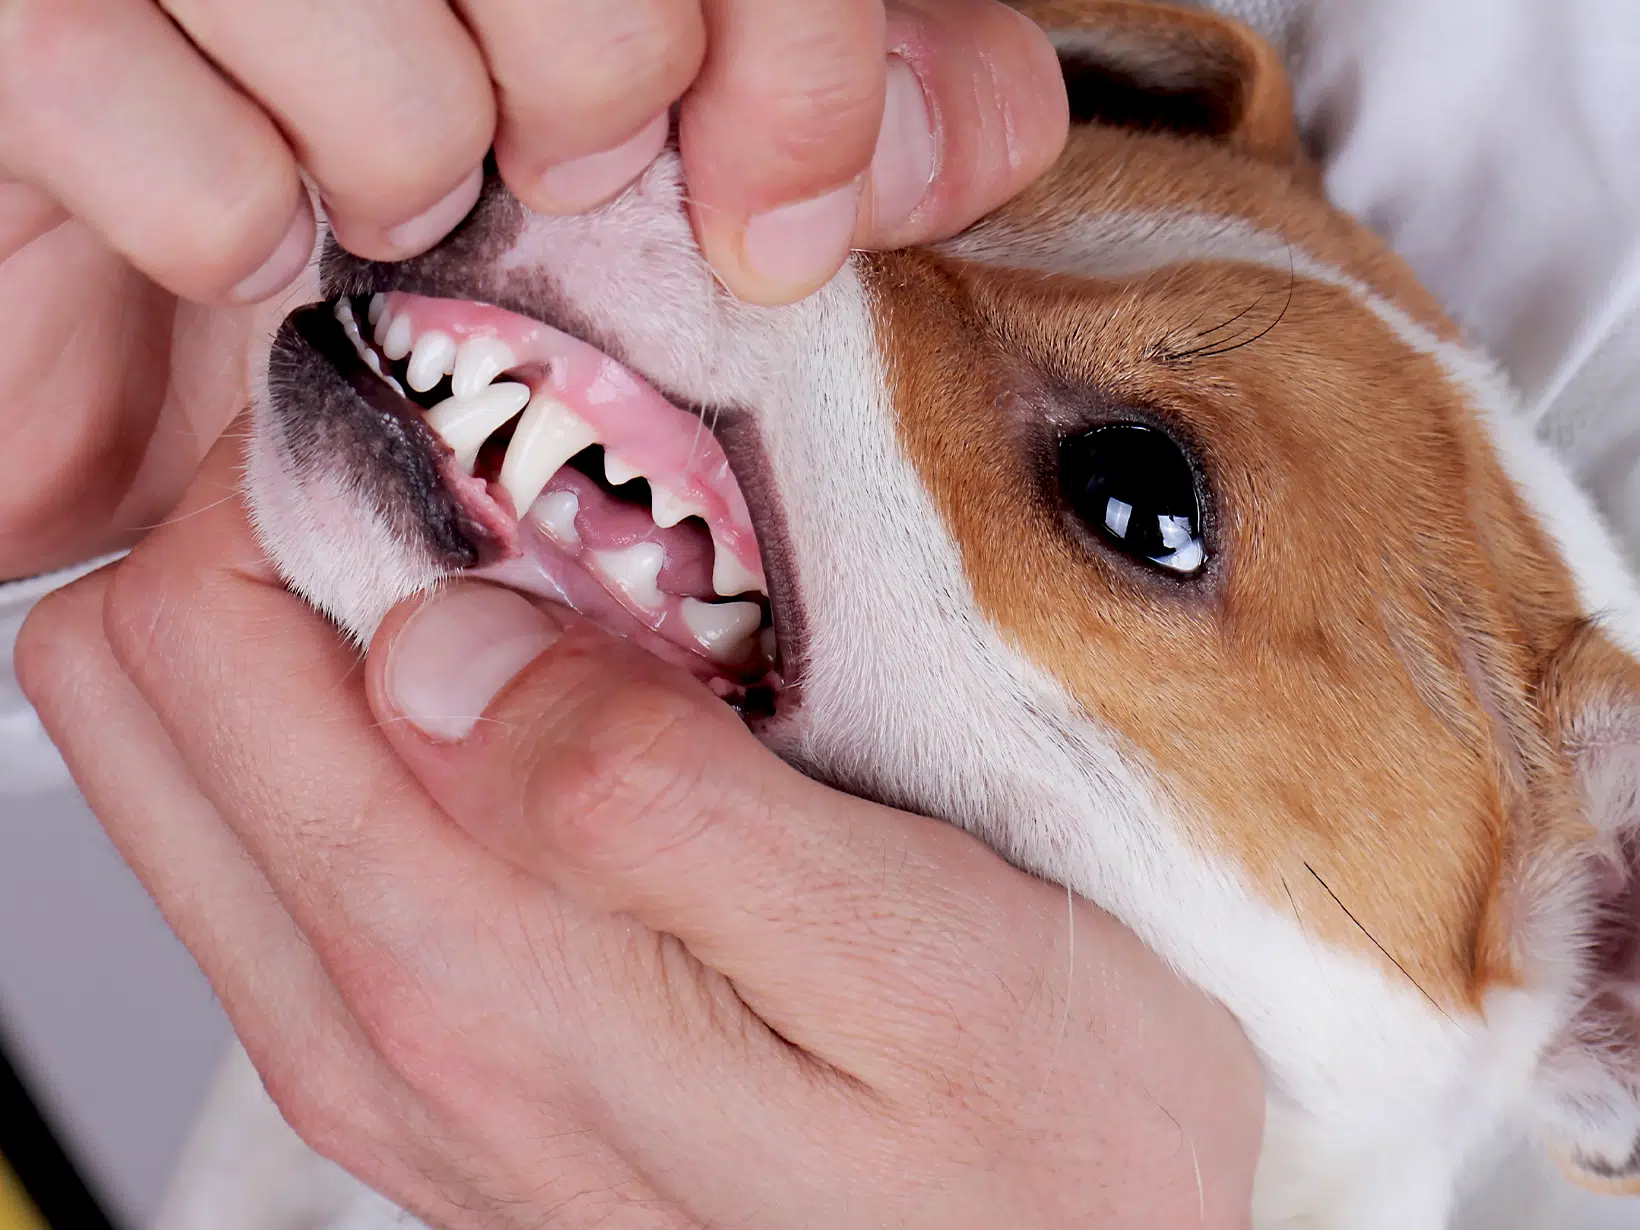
[498,391,598,517]
[759,626,778,664]
[382,314,413,361]
[589,543,665,613]
[367,294,387,327]
[711,541,764,598]
[373,305,394,346]
[534,490,581,549]
[407,330,456,392]
[680,598,761,661]
[648,485,703,529]
[451,338,517,399]
[603,454,641,486]
[424,382,531,472]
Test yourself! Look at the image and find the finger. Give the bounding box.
[0,178,66,258]
[866,0,1069,248]
[367,583,1267,1223]
[162,0,494,261]
[0,0,313,304]
[89,440,842,1224]
[681,0,886,304]
[455,0,704,215]
[11,570,447,1208]
[366,582,1054,1074]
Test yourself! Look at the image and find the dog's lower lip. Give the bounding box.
[292,291,796,715]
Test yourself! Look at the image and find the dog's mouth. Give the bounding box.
[285,290,786,718]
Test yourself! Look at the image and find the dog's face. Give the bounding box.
[247,1,1640,1221]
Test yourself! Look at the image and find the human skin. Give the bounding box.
[0,0,1069,580]
[16,434,1265,1228]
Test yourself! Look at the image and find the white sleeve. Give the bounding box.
[1207,0,1640,549]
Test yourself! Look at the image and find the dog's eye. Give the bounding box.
[1059,423,1206,575]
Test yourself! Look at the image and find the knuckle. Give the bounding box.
[531,679,711,864]
[753,86,881,182]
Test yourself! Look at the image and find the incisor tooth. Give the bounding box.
[534,490,580,549]
[603,454,641,486]
[451,337,517,399]
[711,540,764,598]
[590,543,665,612]
[498,392,597,517]
[648,485,702,529]
[680,598,761,661]
[382,314,413,360]
[425,382,531,472]
[407,331,457,392]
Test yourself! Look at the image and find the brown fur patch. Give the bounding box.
[866,206,1585,1006]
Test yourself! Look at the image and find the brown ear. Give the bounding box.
[1010,0,1302,167]
[1520,625,1640,1192]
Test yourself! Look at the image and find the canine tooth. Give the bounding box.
[373,305,394,346]
[424,381,531,472]
[648,485,703,529]
[367,294,387,327]
[451,337,517,399]
[680,598,761,661]
[382,314,413,361]
[590,543,665,612]
[759,626,778,663]
[498,392,598,517]
[534,490,581,549]
[407,330,457,392]
[603,454,641,486]
[711,541,764,598]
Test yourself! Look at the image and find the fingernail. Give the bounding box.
[384,166,484,255]
[740,179,863,301]
[387,586,562,742]
[536,113,669,213]
[869,57,938,235]
[228,200,315,304]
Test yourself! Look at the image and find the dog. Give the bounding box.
[164,2,1640,1227]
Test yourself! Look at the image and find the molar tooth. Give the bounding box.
[711,539,765,598]
[367,294,387,327]
[424,381,531,472]
[589,543,666,613]
[680,598,762,661]
[451,337,517,398]
[648,485,703,529]
[534,490,581,549]
[498,392,598,517]
[406,330,456,392]
[602,454,641,486]
[382,314,413,360]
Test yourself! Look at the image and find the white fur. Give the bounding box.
[191,165,1640,1230]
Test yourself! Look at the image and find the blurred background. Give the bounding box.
[2,574,231,1230]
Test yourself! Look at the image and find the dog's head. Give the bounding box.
[247,1,1640,1218]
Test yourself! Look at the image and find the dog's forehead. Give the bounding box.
[855,125,1591,1008]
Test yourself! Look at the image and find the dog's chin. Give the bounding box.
[251,279,801,729]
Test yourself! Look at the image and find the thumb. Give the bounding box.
[364,581,1048,1077]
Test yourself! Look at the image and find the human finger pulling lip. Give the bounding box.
[16,432,1262,1228]
[0,0,1067,307]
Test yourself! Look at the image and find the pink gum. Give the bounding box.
[380,292,765,586]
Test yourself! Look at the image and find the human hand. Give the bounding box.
[0,0,1066,583]
[17,434,1262,1229]
[0,0,1067,305]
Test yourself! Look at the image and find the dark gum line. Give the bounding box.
[290,305,503,566]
